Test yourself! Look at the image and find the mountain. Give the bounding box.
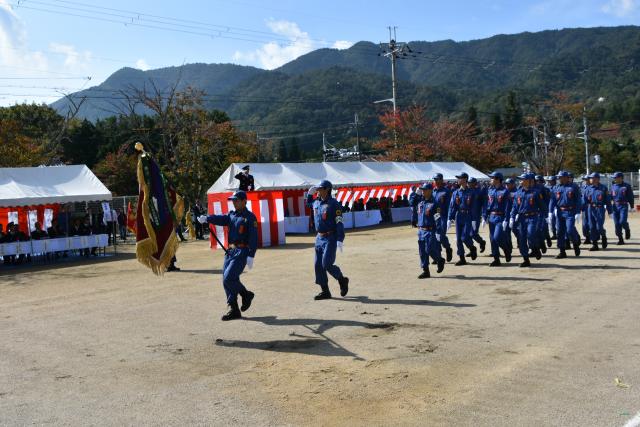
[52,25,640,134]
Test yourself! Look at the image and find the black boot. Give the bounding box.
[540,244,547,254]
[602,235,608,249]
[556,250,567,259]
[431,260,438,265]
[589,242,600,251]
[221,301,242,321]
[446,247,453,262]
[240,290,254,312]
[574,242,581,257]
[314,286,332,300]
[519,257,531,267]
[436,258,445,273]
[505,250,512,262]
[455,256,468,266]
[625,228,631,240]
[469,245,478,260]
[338,276,349,297]
[418,268,430,279]
[584,237,591,245]
[479,239,486,253]
[546,236,552,247]
[489,256,501,267]
[617,237,625,245]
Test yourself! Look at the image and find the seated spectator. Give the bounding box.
[31,222,48,240]
[402,194,410,207]
[393,196,403,208]
[0,223,5,243]
[47,218,61,238]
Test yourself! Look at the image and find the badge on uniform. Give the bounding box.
[322,206,328,221]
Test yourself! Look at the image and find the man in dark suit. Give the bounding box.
[235,165,255,192]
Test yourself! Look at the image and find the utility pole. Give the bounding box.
[352,113,362,161]
[322,132,326,162]
[379,27,408,148]
[582,106,590,175]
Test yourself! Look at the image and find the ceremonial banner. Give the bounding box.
[135,144,184,275]
[126,201,137,233]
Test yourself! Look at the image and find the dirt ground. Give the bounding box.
[1,215,640,426]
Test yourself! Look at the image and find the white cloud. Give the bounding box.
[233,19,315,69]
[135,58,150,71]
[0,0,48,72]
[602,0,638,16]
[49,42,92,69]
[332,40,354,50]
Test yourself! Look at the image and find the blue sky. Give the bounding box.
[0,0,638,106]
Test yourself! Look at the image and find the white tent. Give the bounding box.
[207,161,488,193]
[0,165,112,207]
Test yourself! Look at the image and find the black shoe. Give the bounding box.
[519,258,531,267]
[418,269,430,279]
[240,291,254,312]
[584,238,591,245]
[436,258,445,273]
[339,277,349,297]
[167,265,180,272]
[617,238,625,245]
[455,257,468,266]
[314,290,332,300]
[589,243,600,251]
[479,240,486,253]
[574,244,581,257]
[446,247,453,262]
[602,236,608,249]
[221,303,242,321]
[540,244,547,254]
[556,251,567,259]
[469,245,478,260]
[489,258,501,267]
[546,237,552,247]
[625,229,631,240]
[505,251,512,262]
[535,249,542,260]
[431,260,438,265]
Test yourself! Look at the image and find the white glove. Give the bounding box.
[434,213,441,221]
[502,220,508,230]
[246,257,254,270]
[308,186,318,196]
[197,215,208,224]
[446,220,452,230]
[481,219,486,228]
[435,233,441,242]
[337,241,344,253]
[509,218,515,229]
[575,214,581,224]
[515,214,519,222]
[472,221,477,229]
[547,213,553,224]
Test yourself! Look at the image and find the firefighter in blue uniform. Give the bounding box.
[580,175,591,244]
[583,172,613,251]
[408,185,422,227]
[535,175,552,251]
[505,177,518,250]
[432,173,454,262]
[483,171,512,266]
[544,175,558,240]
[416,183,446,278]
[306,180,349,300]
[468,177,487,253]
[447,172,478,266]
[611,171,635,244]
[549,171,582,259]
[510,173,546,267]
[198,191,257,321]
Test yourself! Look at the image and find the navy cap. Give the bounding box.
[589,172,600,179]
[556,170,570,178]
[455,172,469,179]
[488,171,504,180]
[228,190,247,201]
[241,165,250,171]
[544,175,556,181]
[581,174,589,180]
[535,175,544,182]
[613,171,623,178]
[505,178,515,184]
[432,173,444,180]
[420,182,433,190]
[518,172,535,180]
[469,177,478,184]
[317,179,332,190]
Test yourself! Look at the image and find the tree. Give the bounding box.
[0,119,47,167]
[277,140,288,162]
[375,105,442,161]
[93,142,138,196]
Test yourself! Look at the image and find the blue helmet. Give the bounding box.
[556,170,570,178]
[228,190,247,201]
[317,180,332,190]
[544,175,556,182]
[469,177,478,184]
[420,182,433,190]
[505,178,515,184]
[613,171,623,178]
[455,172,469,179]
[589,172,600,179]
[432,173,444,180]
[488,171,504,180]
[535,175,544,182]
[518,172,535,180]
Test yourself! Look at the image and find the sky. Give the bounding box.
[0,0,639,106]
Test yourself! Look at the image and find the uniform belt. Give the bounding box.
[559,207,574,211]
[614,202,628,205]
[458,209,470,213]
[317,231,333,237]
[590,204,604,207]
[490,211,504,215]
[523,212,538,217]
[419,226,435,231]
[229,242,249,249]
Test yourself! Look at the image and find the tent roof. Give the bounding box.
[0,165,112,207]
[207,161,488,193]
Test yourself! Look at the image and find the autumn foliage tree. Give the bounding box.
[0,119,48,167]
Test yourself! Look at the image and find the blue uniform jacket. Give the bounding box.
[471,186,487,219]
[549,183,583,214]
[484,186,512,220]
[611,182,634,207]
[206,209,258,257]
[583,184,613,214]
[510,187,546,219]
[448,186,477,221]
[306,194,345,242]
[433,185,451,217]
[416,197,442,232]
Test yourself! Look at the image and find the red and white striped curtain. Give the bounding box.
[335,184,420,207]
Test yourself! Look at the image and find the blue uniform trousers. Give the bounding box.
[436,217,452,250]
[471,216,485,245]
[587,206,607,242]
[222,248,249,304]
[556,210,580,250]
[455,213,474,257]
[581,211,589,239]
[314,235,344,288]
[488,215,510,258]
[418,231,442,268]
[516,216,539,258]
[612,205,630,238]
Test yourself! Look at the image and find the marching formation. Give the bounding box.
[410,170,635,278]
